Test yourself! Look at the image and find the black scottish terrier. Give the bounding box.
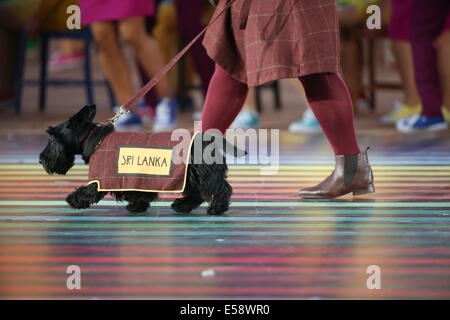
[39,105,245,215]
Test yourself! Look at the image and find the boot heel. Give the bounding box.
[353,184,375,196]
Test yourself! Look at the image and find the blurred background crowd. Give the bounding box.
[0,0,449,133]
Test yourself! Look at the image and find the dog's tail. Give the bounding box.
[202,133,247,158]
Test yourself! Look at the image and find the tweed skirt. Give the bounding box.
[203,0,340,87]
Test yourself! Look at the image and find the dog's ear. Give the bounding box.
[69,105,96,127]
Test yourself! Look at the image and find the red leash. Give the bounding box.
[109,0,240,125]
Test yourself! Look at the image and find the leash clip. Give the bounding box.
[109,106,130,125]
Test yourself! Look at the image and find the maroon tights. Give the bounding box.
[199,64,360,155]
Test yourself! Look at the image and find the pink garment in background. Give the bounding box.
[388,0,450,40]
[78,0,155,25]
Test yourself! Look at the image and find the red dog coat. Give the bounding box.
[87,131,198,193]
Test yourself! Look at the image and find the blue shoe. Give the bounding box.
[396,114,448,133]
[136,98,154,124]
[152,98,178,132]
[288,109,321,133]
[192,111,202,121]
[113,106,142,132]
[230,108,260,129]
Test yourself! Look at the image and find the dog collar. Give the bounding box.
[82,125,102,151]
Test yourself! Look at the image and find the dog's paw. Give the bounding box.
[207,205,228,215]
[126,201,149,213]
[171,198,201,213]
[66,194,91,209]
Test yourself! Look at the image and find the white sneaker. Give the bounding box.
[192,111,202,121]
[396,114,448,133]
[288,109,321,133]
[230,108,260,129]
[152,98,178,132]
[380,100,422,124]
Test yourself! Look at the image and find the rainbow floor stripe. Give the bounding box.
[0,134,450,299]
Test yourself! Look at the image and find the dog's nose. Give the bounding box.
[39,160,42,164]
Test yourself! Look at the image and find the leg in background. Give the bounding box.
[0,27,18,102]
[175,0,215,97]
[138,16,159,109]
[436,30,450,111]
[299,73,360,156]
[382,0,422,124]
[340,30,363,111]
[391,40,421,106]
[118,16,173,100]
[59,39,84,56]
[245,88,257,112]
[90,21,135,107]
[199,64,249,133]
[410,0,449,118]
[0,3,27,103]
[152,1,180,93]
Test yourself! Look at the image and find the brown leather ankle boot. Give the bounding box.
[298,147,375,199]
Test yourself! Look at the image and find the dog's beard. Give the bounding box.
[39,140,75,175]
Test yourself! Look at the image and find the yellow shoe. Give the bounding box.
[442,107,450,123]
[380,101,422,124]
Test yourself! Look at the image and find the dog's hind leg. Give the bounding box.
[122,191,157,213]
[206,180,232,215]
[171,168,204,213]
[66,183,106,209]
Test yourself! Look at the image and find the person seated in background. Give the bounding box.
[78,0,177,132]
[0,0,77,108]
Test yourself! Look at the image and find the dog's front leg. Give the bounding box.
[171,193,204,213]
[66,183,106,209]
[121,191,158,213]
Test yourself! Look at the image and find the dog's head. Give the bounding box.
[39,105,96,174]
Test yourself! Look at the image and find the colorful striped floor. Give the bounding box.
[0,132,449,299]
